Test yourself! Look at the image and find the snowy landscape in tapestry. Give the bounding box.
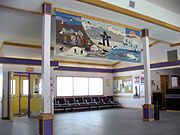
[55,11,142,62]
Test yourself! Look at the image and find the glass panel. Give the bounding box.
[74,77,88,96]
[23,80,29,95]
[57,77,73,96]
[33,76,41,95]
[39,79,42,95]
[171,77,178,88]
[89,78,103,95]
[11,80,16,95]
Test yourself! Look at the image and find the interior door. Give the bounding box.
[160,75,169,109]
[11,75,20,115]
[30,74,42,117]
[19,76,28,116]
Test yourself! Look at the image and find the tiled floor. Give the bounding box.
[0,109,180,135]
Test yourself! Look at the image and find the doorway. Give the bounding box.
[9,72,42,120]
[11,75,29,116]
[160,75,169,109]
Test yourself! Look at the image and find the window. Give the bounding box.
[39,79,42,94]
[34,78,42,95]
[89,78,103,95]
[171,76,179,88]
[57,77,103,96]
[57,77,73,96]
[74,77,88,96]
[23,80,29,95]
[11,80,16,95]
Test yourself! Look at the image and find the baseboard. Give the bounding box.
[166,110,180,112]
[117,106,142,110]
[1,117,9,120]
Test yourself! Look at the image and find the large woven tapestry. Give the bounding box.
[55,11,142,62]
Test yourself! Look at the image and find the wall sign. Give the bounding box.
[26,67,33,73]
[55,9,142,63]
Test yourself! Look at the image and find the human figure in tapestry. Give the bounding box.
[55,11,142,62]
[100,31,111,47]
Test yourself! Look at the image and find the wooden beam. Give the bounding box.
[112,62,120,66]
[149,41,160,48]
[55,8,140,31]
[76,0,180,32]
[3,41,54,50]
[0,42,4,56]
[149,37,171,44]
[170,42,180,47]
[58,60,115,66]
[3,41,41,49]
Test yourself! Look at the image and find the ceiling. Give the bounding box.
[146,0,180,14]
[0,0,179,43]
[0,0,179,64]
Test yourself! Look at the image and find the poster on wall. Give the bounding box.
[114,76,133,94]
[55,10,142,63]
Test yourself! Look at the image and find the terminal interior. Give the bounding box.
[0,0,180,135]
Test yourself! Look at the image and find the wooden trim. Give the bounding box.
[149,37,171,44]
[118,106,142,110]
[0,4,41,15]
[76,0,180,32]
[54,8,140,31]
[58,60,115,66]
[0,42,3,55]
[112,62,120,66]
[3,41,41,49]
[39,113,54,120]
[113,95,133,98]
[149,41,160,48]
[3,41,54,50]
[170,42,180,47]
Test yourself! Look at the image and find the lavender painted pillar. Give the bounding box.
[39,2,54,135]
[141,29,154,121]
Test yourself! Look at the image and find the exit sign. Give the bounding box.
[26,67,34,72]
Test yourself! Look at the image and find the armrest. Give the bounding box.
[66,100,70,106]
[108,99,113,103]
[101,99,105,104]
[85,99,89,105]
[76,100,80,105]
[93,99,97,104]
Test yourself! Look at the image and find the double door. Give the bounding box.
[10,73,42,120]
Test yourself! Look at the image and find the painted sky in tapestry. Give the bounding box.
[55,11,142,63]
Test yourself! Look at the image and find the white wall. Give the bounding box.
[3,46,42,59]
[2,45,56,60]
[150,43,180,63]
[115,97,145,108]
[54,70,113,97]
